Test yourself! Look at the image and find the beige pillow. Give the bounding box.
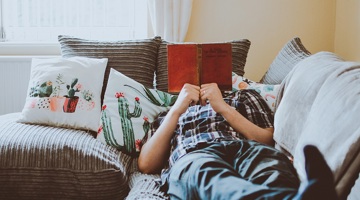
[58,35,161,100]
[260,37,311,84]
[155,39,251,92]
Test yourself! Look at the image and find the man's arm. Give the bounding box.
[138,84,200,174]
[200,83,274,146]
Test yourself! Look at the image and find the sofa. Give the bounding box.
[0,35,359,200]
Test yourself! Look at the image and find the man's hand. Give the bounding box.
[171,83,200,116]
[200,83,228,114]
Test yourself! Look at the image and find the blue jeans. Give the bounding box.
[165,140,300,200]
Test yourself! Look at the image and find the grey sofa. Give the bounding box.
[0,36,359,200]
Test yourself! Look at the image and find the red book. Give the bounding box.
[167,43,232,93]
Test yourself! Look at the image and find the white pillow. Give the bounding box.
[232,72,280,113]
[97,69,177,156]
[18,57,108,132]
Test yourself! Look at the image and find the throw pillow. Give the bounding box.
[232,72,280,113]
[260,37,311,84]
[97,69,177,157]
[155,39,251,92]
[58,35,161,100]
[18,57,108,132]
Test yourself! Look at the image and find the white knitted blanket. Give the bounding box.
[274,52,360,185]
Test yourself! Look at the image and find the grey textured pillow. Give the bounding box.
[155,39,251,92]
[58,35,161,99]
[260,37,311,84]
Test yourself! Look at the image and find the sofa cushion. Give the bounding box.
[97,69,176,157]
[58,35,161,100]
[0,112,132,199]
[155,39,251,92]
[231,72,280,113]
[274,52,360,198]
[260,37,311,84]
[17,57,107,132]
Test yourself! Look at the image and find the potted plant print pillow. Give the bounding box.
[97,69,177,157]
[18,57,107,132]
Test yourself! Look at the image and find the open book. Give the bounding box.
[167,43,233,93]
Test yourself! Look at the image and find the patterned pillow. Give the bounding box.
[155,39,251,92]
[232,72,280,113]
[97,69,177,157]
[58,35,161,100]
[260,37,311,84]
[18,57,107,132]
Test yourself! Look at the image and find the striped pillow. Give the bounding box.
[155,39,251,92]
[58,35,161,100]
[260,37,311,84]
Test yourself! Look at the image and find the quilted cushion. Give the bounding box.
[0,113,133,199]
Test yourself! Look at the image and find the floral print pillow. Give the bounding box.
[232,72,280,112]
[97,69,177,157]
[18,57,107,131]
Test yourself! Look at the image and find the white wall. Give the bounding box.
[185,0,336,81]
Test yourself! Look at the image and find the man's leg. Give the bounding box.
[231,140,300,188]
[166,142,297,200]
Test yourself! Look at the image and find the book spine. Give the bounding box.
[197,44,202,86]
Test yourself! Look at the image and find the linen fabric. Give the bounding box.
[97,69,177,157]
[18,57,107,132]
[274,51,360,199]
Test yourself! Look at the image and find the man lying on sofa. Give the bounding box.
[138,83,338,200]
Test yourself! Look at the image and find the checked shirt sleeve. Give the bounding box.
[232,90,274,128]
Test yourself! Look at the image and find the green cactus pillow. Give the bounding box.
[18,57,108,132]
[97,69,177,157]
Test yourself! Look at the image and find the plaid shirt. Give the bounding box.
[148,89,274,168]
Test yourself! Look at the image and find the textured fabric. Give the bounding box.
[165,140,299,199]
[260,37,311,84]
[0,112,133,199]
[97,69,176,157]
[58,35,161,100]
[18,57,107,132]
[126,172,168,200]
[149,90,273,168]
[274,52,360,198]
[155,39,251,92]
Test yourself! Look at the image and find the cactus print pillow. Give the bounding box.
[18,57,107,132]
[232,72,280,113]
[97,69,177,157]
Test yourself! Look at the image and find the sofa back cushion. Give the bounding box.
[58,35,161,100]
[260,37,311,84]
[155,39,251,92]
[274,52,360,199]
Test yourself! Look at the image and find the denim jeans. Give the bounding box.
[165,140,300,200]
